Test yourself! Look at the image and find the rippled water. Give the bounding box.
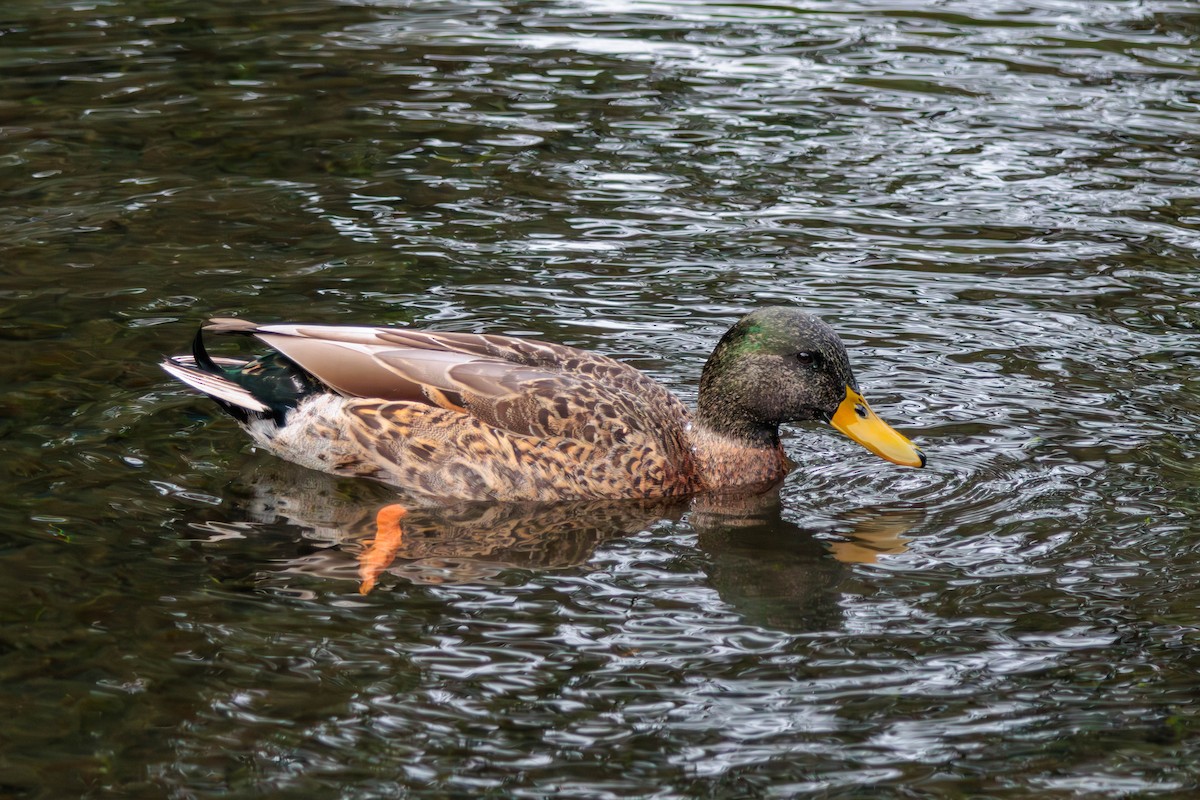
[3,0,1200,796]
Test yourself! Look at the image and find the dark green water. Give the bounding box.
[3,0,1200,796]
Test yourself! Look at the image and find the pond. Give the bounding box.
[2,0,1200,796]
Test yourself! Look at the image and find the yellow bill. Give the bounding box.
[829,386,925,468]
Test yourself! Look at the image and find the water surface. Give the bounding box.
[2,0,1200,796]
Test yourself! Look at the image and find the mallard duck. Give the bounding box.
[162,308,925,504]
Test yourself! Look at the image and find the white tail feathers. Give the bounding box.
[160,358,271,413]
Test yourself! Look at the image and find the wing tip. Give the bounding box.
[203,317,262,334]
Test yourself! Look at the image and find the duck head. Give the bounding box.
[696,307,925,467]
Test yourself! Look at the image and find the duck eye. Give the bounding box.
[794,351,817,367]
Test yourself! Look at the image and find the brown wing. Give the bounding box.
[205,317,693,455]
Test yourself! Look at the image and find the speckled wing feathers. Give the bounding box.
[210,319,700,499]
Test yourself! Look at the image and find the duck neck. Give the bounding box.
[688,412,791,492]
[694,396,780,448]
[691,346,793,490]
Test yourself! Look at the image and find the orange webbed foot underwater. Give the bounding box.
[358,504,408,594]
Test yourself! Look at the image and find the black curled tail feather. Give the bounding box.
[192,326,223,375]
[163,324,324,426]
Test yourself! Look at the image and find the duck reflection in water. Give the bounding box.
[690,489,918,632]
[203,463,919,631]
